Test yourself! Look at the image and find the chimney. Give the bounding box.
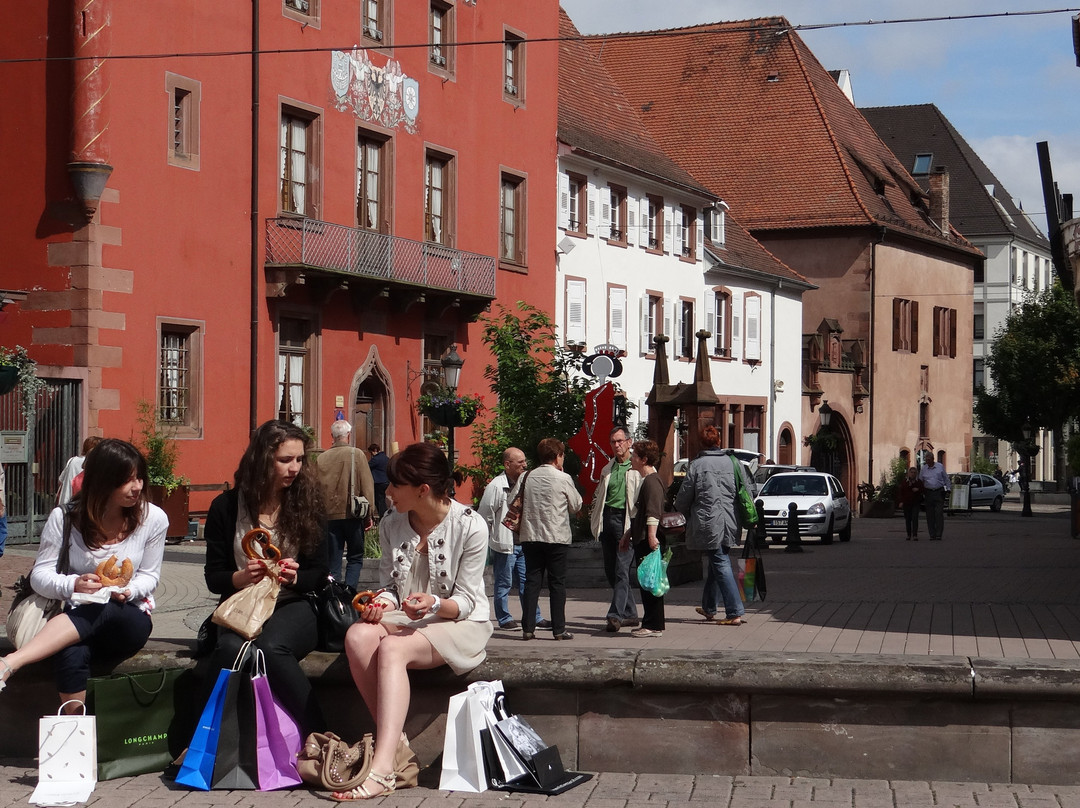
[928,166,950,234]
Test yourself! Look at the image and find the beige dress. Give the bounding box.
[380,551,493,674]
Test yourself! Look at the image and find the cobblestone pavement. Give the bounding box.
[4,767,1080,808]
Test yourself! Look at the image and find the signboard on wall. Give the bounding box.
[0,431,28,463]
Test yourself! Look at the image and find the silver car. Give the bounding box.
[951,473,1005,511]
[757,471,852,544]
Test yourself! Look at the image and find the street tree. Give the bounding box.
[462,302,591,492]
[974,282,1080,488]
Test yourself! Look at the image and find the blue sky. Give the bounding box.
[560,1,1080,234]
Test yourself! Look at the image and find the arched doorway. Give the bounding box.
[353,379,386,450]
[777,425,794,465]
[809,414,854,493]
[352,346,395,452]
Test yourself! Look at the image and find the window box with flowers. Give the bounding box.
[417,386,484,428]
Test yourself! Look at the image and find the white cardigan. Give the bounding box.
[30,504,169,610]
[376,499,491,623]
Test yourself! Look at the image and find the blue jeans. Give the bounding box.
[326,518,365,590]
[0,514,6,557]
[492,546,541,626]
[703,546,745,620]
[601,506,638,622]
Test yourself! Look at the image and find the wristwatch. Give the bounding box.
[428,595,442,615]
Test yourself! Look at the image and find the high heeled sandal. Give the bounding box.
[393,735,420,788]
[332,770,396,801]
[0,658,13,693]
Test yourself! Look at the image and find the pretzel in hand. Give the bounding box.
[352,588,388,614]
[96,555,134,588]
[241,527,281,562]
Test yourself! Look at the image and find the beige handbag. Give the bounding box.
[6,511,73,649]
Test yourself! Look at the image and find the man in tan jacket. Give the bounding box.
[315,420,375,589]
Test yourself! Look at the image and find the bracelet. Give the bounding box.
[428,595,442,615]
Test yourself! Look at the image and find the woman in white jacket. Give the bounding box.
[337,441,492,800]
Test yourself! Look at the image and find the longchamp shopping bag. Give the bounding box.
[250,649,303,790]
[30,700,97,806]
[87,667,189,780]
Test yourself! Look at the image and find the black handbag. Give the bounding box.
[306,577,358,652]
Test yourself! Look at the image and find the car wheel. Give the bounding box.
[839,517,852,542]
[991,495,1003,512]
[821,517,834,545]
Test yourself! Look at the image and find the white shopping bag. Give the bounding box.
[439,680,505,792]
[30,700,97,806]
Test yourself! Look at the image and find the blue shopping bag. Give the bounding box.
[175,667,232,790]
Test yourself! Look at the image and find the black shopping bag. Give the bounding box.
[210,651,259,790]
[87,667,193,780]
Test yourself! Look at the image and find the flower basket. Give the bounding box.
[425,403,478,428]
[417,386,483,429]
[0,366,17,395]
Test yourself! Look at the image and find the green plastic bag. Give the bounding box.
[729,456,759,526]
[636,547,673,597]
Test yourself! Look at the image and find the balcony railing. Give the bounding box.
[265,217,496,298]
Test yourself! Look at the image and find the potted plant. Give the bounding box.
[0,345,49,419]
[861,456,907,518]
[135,400,191,539]
[417,386,484,428]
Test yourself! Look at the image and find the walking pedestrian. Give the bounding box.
[918,451,951,541]
[897,465,924,540]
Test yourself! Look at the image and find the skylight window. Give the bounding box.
[912,153,933,175]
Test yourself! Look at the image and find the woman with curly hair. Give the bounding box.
[201,420,329,732]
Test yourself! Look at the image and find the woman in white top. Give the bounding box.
[335,442,491,800]
[0,439,167,710]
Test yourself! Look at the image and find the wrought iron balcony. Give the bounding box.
[264,217,496,303]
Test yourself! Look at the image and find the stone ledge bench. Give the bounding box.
[2,640,1080,785]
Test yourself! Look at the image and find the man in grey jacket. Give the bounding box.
[674,426,746,625]
[590,427,641,632]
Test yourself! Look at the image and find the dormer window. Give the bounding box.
[707,206,726,246]
[912,153,933,175]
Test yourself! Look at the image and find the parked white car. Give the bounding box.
[756,471,853,544]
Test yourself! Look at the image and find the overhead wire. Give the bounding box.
[0,7,1078,64]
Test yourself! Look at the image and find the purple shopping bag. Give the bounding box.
[251,649,303,790]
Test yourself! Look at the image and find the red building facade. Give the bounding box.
[0,1,559,526]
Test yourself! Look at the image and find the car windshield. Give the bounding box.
[761,476,827,496]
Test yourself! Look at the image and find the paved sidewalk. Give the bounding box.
[3,495,1079,658]
[4,766,1080,808]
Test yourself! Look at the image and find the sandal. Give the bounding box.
[394,735,420,789]
[332,771,396,801]
[694,607,716,620]
[717,617,744,626]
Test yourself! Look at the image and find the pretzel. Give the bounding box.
[95,555,134,588]
[352,589,388,614]
[241,527,281,562]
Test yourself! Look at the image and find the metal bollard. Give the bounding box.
[784,501,804,553]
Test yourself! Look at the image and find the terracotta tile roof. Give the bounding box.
[860,103,1049,247]
[589,17,980,257]
[558,10,811,287]
[557,11,709,197]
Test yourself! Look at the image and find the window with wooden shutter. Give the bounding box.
[608,285,626,351]
[745,294,761,362]
[565,278,586,346]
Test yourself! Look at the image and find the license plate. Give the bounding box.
[768,518,786,527]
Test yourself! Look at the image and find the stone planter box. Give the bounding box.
[860,499,896,518]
